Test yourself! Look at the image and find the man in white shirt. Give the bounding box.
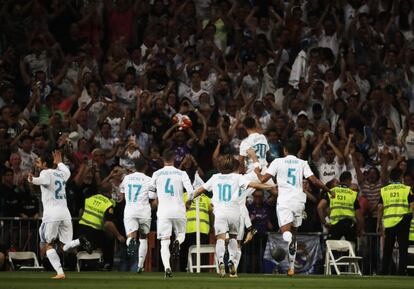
[249,141,333,276]
[28,151,91,279]
[120,158,154,273]
[187,155,275,278]
[149,149,194,278]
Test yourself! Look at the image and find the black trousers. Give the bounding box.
[381,214,412,275]
[329,219,357,244]
[77,224,114,267]
[179,233,210,272]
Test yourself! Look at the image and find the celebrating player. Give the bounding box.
[149,149,194,278]
[248,141,333,276]
[28,151,91,279]
[187,155,276,278]
[120,158,154,273]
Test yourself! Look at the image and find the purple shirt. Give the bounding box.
[248,203,271,234]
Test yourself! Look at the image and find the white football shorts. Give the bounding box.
[124,217,151,235]
[39,220,73,245]
[157,218,186,240]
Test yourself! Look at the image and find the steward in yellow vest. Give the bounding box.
[78,183,126,267]
[410,218,414,243]
[377,168,413,275]
[179,191,212,272]
[317,172,363,243]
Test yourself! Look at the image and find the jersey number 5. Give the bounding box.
[55,180,66,199]
[287,168,296,186]
[165,178,174,196]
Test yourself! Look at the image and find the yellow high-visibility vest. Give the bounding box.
[79,194,113,230]
[410,218,414,242]
[184,193,211,235]
[329,186,357,225]
[380,183,411,228]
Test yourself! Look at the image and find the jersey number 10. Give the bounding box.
[218,184,231,202]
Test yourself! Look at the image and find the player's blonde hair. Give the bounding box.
[217,154,236,174]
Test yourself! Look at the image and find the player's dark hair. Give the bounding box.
[390,168,403,182]
[134,157,147,172]
[281,139,299,155]
[217,154,236,174]
[242,116,256,129]
[162,149,175,163]
[339,171,352,183]
[21,135,34,143]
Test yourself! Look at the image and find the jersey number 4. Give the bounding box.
[55,180,66,199]
[165,178,174,196]
[128,184,142,202]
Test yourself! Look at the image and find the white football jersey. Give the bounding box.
[149,166,194,219]
[202,173,250,214]
[266,155,313,205]
[120,172,152,219]
[31,163,71,222]
[239,133,269,173]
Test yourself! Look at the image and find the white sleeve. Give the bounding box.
[119,178,126,194]
[182,171,194,194]
[57,163,71,181]
[239,175,251,190]
[148,175,157,194]
[202,176,214,192]
[303,161,314,178]
[31,170,51,186]
[265,159,278,176]
[239,141,248,157]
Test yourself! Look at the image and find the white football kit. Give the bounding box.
[266,155,314,227]
[32,163,72,244]
[240,132,275,185]
[120,172,153,235]
[202,173,250,236]
[149,166,194,239]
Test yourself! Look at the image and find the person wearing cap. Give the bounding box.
[296,110,314,140]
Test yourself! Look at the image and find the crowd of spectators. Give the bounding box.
[0,0,414,272]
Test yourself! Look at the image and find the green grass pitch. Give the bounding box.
[0,272,413,289]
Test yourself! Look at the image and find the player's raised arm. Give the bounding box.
[247,182,276,190]
[54,150,71,180]
[182,170,194,196]
[246,148,273,183]
[29,170,51,186]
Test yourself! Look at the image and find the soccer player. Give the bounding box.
[28,151,91,279]
[248,141,333,276]
[187,155,275,278]
[149,149,194,278]
[239,116,276,242]
[120,158,154,273]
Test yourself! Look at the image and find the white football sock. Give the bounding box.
[228,238,238,262]
[215,239,225,264]
[46,249,64,275]
[63,239,80,252]
[176,233,185,245]
[126,237,132,247]
[160,239,171,270]
[235,247,242,270]
[289,241,297,270]
[138,239,148,268]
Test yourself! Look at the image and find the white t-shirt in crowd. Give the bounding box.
[316,157,345,184]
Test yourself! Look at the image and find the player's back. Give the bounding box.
[151,166,193,219]
[240,133,269,172]
[121,172,152,219]
[204,173,249,214]
[39,165,71,222]
[270,155,313,205]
